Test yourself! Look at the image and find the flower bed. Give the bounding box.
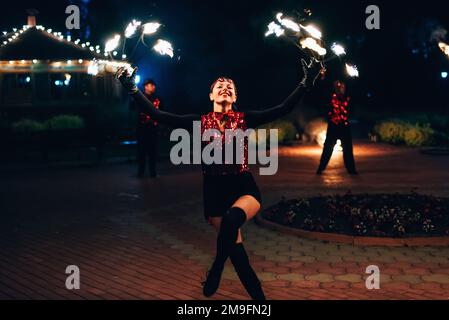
[262,193,449,238]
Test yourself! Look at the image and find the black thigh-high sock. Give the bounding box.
[203,207,246,297]
[215,207,247,266]
[230,243,265,300]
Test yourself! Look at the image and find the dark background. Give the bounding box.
[1,0,448,117]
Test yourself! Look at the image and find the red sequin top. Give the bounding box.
[329,94,350,126]
[140,98,161,126]
[201,111,249,175]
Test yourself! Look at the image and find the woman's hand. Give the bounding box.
[300,58,325,88]
[115,66,139,95]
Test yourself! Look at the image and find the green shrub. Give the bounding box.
[12,119,45,133]
[45,115,85,131]
[374,119,435,147]
[403,124,434,147]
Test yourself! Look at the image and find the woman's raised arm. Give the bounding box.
[117,67,200,129]
[245,59,323,128]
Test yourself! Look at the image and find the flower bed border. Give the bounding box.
[256,212,449,247]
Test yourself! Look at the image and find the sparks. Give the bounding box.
[331,43,346,56]
[265,21,284,37]
[439,42,449,57]
[153,39,174,58]
[276,13,300,32]
[300,24,322,39]
[345,63,359,77]
[143,22,161,35]
[300,37,327,56]
[105,34,121,53]
[125,20,142,38]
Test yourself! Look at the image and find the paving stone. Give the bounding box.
[335,274,363,283]
[277,273,306,282]
[421,274,449,284]
[305,274,335,283]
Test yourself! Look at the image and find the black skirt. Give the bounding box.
[202,171,262,219]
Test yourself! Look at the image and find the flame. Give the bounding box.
[300,37,327,56]
[317,129,343,152]
[300,24,322,39]
[439,42,449,57]
[265,21,284,37]
[125,20,142,38]
[105,34,120,53]
[331,43,346,56]
[153,39,174,58]
[143,22,161,35]
[276,13,300,32]
[345,63,359,77]
[88,60,133,76]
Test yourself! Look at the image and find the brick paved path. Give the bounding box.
[1,142,448,299]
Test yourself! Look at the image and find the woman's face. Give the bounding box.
[209,79,237,105]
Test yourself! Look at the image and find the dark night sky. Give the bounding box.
[1,0,449,117]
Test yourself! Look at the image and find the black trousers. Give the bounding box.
[318,122,356,173]
[137,127,158,176]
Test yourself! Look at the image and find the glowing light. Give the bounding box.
[67,60,72,65]
[64,74,72,86]
[300,37,327,56]
[153,39,174,58]
[32,59,38,64]
[331,43,346,56]
[300,24,322,39]
[105,34,121,53]
[88,60,133,76]
[316,129,343,152]
[25,76,31,83]
[125,20,142,38]
[20,60,26,64]
[87,62,99,76]
[276,13,300,32]
[135,75,141,84]
[345,63,359,77]
[265,22,284,37]
[143,22,161,35]
[78,59,83,64]
[439,42,449,57]
[442,71,448,79]
[122,54,127,59]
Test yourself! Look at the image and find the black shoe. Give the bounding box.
[202,265,224,297]
[316,169,323,175]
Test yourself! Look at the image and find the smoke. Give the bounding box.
[303,117,327,146]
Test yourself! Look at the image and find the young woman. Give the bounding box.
[116,60,322,300]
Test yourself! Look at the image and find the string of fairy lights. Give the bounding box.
[0,19,174,79]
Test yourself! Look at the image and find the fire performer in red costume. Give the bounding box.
[317,80,357,175]
[116,60,323,300]
[133,79,161,178]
